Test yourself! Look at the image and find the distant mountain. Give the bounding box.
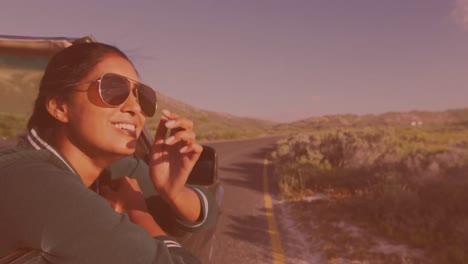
[150,93,278,140]
[280,108,468,130]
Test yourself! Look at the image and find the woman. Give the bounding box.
[0,42,209,263]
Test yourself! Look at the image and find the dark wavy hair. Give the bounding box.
[27,42,133,131]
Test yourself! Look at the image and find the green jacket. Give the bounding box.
[0,130,210,264]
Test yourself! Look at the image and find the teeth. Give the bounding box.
[113,123,136,132]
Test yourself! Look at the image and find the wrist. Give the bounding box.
[156,184,183,205]
[168,187,202,222]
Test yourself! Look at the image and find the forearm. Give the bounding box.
[161,186,201,223]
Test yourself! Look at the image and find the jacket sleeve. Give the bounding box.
[174,185,217,232]
[0,160,200,264]
[107,156,217,231]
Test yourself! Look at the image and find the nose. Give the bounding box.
[121,88,142,116]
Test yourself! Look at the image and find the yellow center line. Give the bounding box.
[263,158,286,264]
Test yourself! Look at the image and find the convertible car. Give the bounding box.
[0,35,222,264]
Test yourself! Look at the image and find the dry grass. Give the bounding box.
[290,199,431,264]
[271,126,468,263]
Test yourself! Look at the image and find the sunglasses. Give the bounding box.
[65,73,157,117]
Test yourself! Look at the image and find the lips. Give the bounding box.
[112,123,136,132]
[112,122,138,137]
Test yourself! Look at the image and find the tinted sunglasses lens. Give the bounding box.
[100,74,130,105]
[137,84,157,116]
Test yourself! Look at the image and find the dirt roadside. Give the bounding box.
[273,194,432,264]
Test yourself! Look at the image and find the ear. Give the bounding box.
[45,97,69,123]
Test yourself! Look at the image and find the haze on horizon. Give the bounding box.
[1,0,468,122]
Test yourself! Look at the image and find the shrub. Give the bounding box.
[0,112,27,139]
[271,125,468,263]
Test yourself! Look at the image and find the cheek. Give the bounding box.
[66,99,109,136]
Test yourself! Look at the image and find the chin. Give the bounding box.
[108,148,135,163]
[101,138,138,159]
[116,140,138,155]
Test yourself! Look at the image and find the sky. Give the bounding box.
[1,0,468,122]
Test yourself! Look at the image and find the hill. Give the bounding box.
[275,108,468,132]
[0,66,277,141]
[150,93,277,140]
[1,64,467,141]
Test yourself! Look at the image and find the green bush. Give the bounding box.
[0,112,27,139]
[271,126,468,263]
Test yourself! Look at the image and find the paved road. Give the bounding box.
[204,136,313,264]
[206,136,281,263]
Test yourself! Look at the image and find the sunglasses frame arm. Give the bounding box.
[63,79,101,89]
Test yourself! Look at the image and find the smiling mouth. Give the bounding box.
[112,123,137,134]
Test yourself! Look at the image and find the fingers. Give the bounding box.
[154,117,168,141]
[120,177,143,193]
[99,185,115,197]
[162,109,179,120]
[163,111,194,131]
[165,130,204,154]
[100,177,146,214]
[180,142,203,154]
[153,109,192,148]
[154,109,200,154]
[165,130,195,145]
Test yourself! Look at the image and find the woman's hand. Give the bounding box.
[100,177,166,237]
[150,110,203,221]
[100,177,148,214]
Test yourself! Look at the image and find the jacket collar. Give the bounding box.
[26,128,78,175]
